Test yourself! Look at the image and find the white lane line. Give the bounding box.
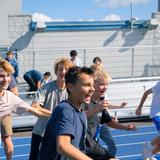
[0,154,29,159]
[12,136,31,140]
[14,144,30,147]
[103,141,145,148]
[110,124,155,131]
[117,154,141,158]
[117,153,160,159]
[113,131,157,137]
[116,141,145,147]
[0,144,30,149]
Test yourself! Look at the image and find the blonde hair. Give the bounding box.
[0,59,14,74]
[90,63,104,71]
[54,58,74,74]
[93,69,111,82]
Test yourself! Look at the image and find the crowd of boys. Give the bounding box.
[0,50,160,160]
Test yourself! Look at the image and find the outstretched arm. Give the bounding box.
[85,100,110,117]
[27,102,51,117]
[106,119,136,131]
[109,102,128,109]
[32,102,51,113]
[28,106,51,117]
[135,88,152,116]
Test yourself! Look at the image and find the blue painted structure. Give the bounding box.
[31,20,149,32]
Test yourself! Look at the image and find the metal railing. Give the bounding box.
[7,45,159,81]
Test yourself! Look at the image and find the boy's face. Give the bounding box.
[7,54,13,60]
[44,75,50,81]
[71,55,76,60]
[0,68,11,91]
[56,63,70,82]
[94,78,109,98]
[69,73,94,105]
[95,60,101,65]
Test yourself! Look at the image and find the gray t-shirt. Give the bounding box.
[32,80,68,136]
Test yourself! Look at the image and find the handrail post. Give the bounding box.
[33,51,35,69]
[114,111,118,122]
[131,47,135,78]
[83,49,86,66]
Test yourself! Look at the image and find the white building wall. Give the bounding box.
[0,0,21,47]
[7,15,159,80]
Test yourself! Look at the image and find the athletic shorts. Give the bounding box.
[1,114,13,136]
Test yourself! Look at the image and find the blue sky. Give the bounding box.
[22,0,157,21]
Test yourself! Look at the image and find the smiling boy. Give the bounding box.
[38,67,95,160]
[0,59,51,120]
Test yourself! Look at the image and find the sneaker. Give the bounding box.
[142,142,157,160]
[144,158,157,160]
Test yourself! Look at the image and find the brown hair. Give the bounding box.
[93,56,102,64]
[90,63,104,71]
[70,50,77,57]
[0,59,14,74]
[54,58,74,74]
[6,51,13,55]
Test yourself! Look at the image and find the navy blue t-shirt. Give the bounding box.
[38,100,87,160]
[24,70,43,81]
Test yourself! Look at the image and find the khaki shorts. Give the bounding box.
[1,114,13,136]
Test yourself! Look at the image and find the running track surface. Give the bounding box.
[0,124,160,160]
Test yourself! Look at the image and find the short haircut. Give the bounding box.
[6,51,13,55]
[65,66,94,94]
[44,71,51,77]
[0,59,14,74]
[70,50,77,57]
[93,56,102,64]
[90,63,104,71]
[93,69,111,82]
[54,58,74,74]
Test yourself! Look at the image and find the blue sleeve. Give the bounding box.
[152,81,160,94]
[56,107,75,138]
[14,60,19,77]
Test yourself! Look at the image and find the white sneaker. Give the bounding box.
[142,142,157,160]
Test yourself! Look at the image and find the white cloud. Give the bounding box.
[95,0,152,8]
[78,18,95,21]
[32,13,65,22]
[52,18,65,22]
[102,14,122,21]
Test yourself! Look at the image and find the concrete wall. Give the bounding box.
[0,0,21,47]
[6,14,160,80]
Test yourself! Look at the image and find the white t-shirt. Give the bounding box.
[72,57,82,67]
[150,81,160,118]
[0,90,31,118]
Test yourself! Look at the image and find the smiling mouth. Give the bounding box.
[60,75,65,78]
[85,94,92,99]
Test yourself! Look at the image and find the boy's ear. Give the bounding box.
[67,83,74,92]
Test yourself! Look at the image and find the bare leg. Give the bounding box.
[151,136,160,155]
[1,135,14,160]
